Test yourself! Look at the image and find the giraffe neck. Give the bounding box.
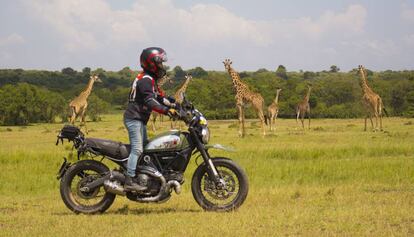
[303,88,311,103]
[359,70,371,94]
[82,78,95,97]
[180,78,190,93]
[227,67,246,93]
[274,90,281,104]
[175,78,191,101]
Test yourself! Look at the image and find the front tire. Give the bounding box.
[60,160,115,214]
[191,157,249,211]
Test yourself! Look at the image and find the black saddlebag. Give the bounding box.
[56,125,84,145]
[84,138,130,160]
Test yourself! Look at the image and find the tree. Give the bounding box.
[276,65,288,80]
[62,67,77,75]
[329,65,340,73]
[172,66,186,78]
[188,67,208,78]
[118,67,133,79]
[304,71,316,80]
[255,68,268,73]
[88,94,110,121]
[0,83,66,125]
[82,67,91,75]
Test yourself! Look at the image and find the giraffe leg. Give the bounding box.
[271,114,275,132]
[151,114,156,133]
[296,110,300,125]
[81,104,89,134]
[369,115,374,132]
[274,113,278,132]
[308,109,311,129]
[258,111,266,137]
[379,112,383,131]
[378,104,383,131]
[237,105,244,137]
[374,112,380,132]
[301,113,305,130]
[364,116,368,131]
[69,106,77,124]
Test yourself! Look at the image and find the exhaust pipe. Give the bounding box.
[167,180,181,194]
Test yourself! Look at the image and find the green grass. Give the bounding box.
[1,116,414,236]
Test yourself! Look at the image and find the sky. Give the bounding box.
[1,0,414,72]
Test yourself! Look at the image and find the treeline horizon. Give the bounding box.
[1,65,414,125]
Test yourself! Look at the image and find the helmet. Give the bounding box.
[140,47,168,78]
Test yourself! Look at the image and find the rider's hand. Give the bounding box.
[167,108,178,117]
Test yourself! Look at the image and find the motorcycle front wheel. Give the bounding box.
[191,157,249,212]
[60,160,115,214]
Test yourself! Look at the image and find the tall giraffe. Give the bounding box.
[69,75,102,133]
[296,85,311,129]
[267,88,282,131]
[358,65,386,131]
[150,75,172,132]
[174,74,192,104]
[223,59,267,137]
[171,74,192,129]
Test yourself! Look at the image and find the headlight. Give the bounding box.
[201,127,210,144]
[199,116,208,125]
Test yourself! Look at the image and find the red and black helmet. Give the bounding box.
[140,47,168,78]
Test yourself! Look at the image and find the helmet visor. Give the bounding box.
[154,52,168,63]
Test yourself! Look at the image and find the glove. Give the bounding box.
[167,108,178,117]
[163,98,176,107]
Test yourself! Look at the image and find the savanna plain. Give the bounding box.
[0,115,413,236]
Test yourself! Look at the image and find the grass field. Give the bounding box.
[1,115,414,236]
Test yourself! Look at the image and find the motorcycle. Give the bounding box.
[56,95,249,214]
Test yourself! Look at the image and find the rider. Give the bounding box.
[123,47,177,191]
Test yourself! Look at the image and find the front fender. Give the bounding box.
[205,144,236,152]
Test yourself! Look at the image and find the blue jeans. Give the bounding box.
[124,118,147,177]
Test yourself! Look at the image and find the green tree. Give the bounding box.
[329,65,340,73]
[276,65,288,80]
[62,67,77,75]
[172,66,186,78]
[88,94,110,121]
[188,67,208,78]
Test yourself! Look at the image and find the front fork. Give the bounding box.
[189,128,224,186]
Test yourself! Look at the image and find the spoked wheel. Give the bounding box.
[192,157,249,211]
[60,160,115,214]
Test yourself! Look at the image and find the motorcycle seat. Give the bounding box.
[84,138,131,160]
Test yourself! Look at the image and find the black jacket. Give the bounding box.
[123,72,169,124]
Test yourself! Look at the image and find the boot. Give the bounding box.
[124,175,147,192]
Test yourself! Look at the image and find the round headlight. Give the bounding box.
[201,127,210,144]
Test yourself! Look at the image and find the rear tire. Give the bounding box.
[60,160,115,214]
[191,157,249,212]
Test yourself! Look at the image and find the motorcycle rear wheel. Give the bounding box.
[60,160,115,214]
[191,157,249,212]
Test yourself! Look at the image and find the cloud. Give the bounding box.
[404,33,414,46]
[22,1,367,50]
[402,6,414,22]
[0,33,25,47]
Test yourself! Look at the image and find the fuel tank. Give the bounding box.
[145,130,190,152]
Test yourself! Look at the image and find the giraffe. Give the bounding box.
[174,74,192,105]
[171,74,192,129]
[296,85,311,129]
[149,75,172,132]
[69,75,102,133]
[358,65,386,131]
[223,59,267,137]
[267,88,282,131]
